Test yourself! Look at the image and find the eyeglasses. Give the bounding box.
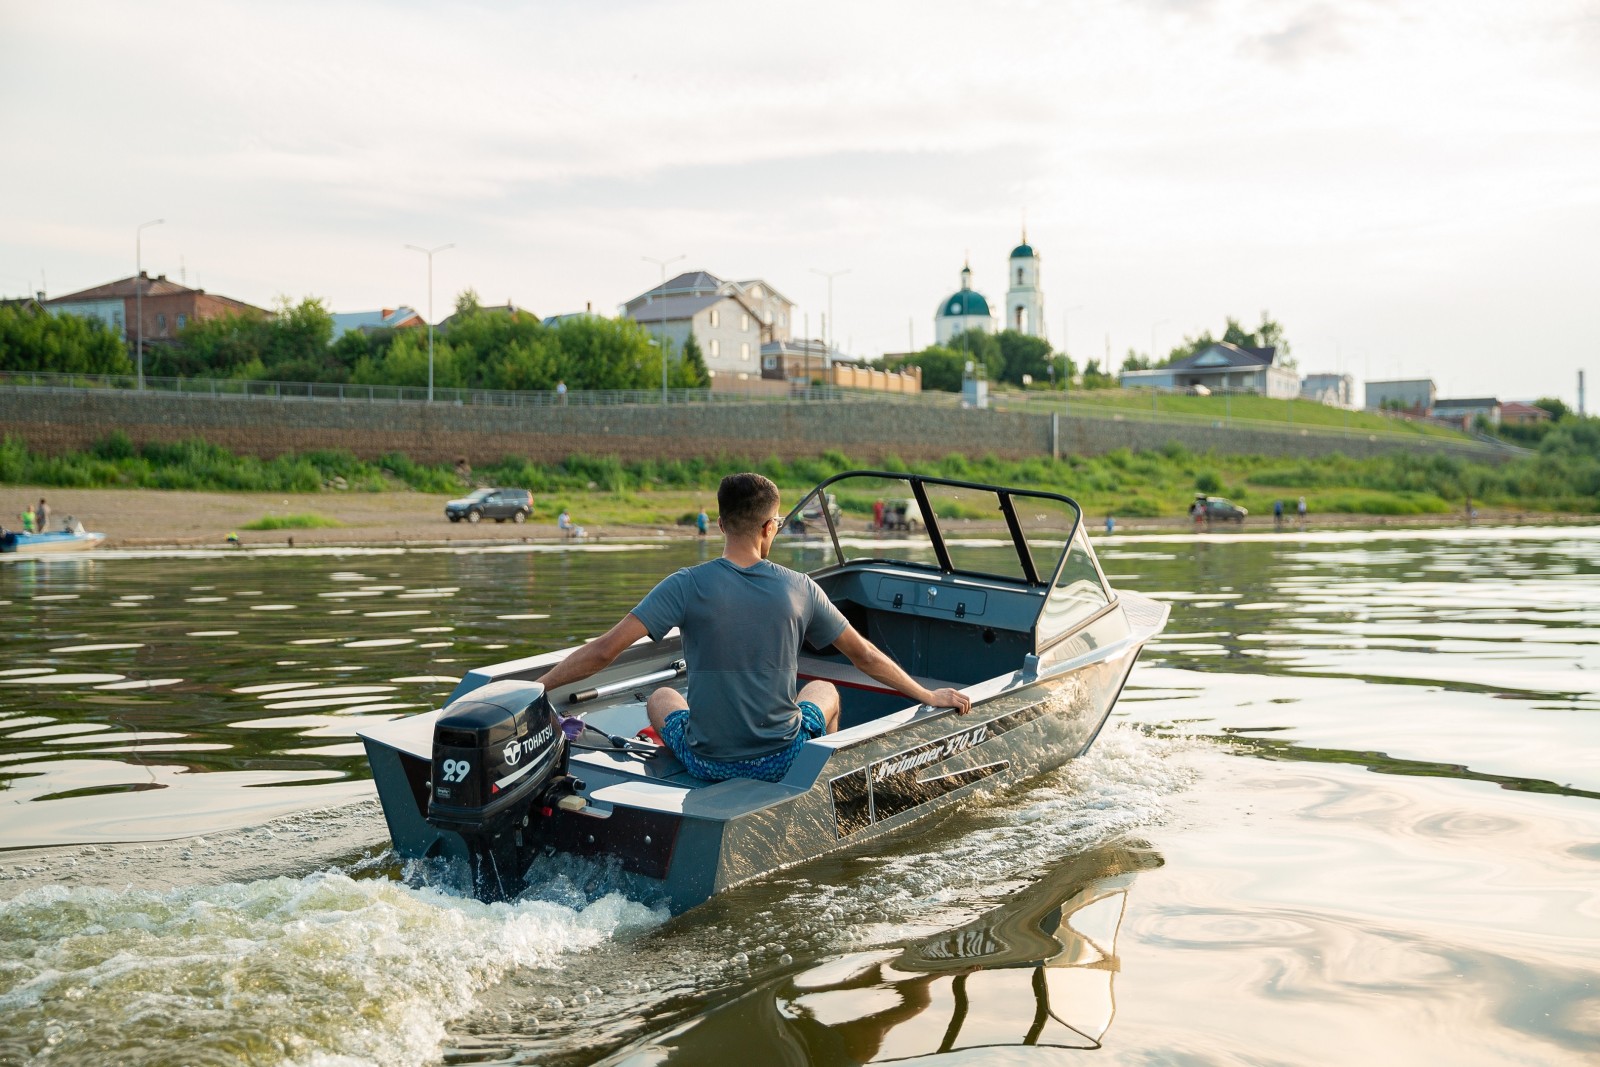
[766,515,783,530]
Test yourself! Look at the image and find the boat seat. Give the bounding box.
[795,654,954,697]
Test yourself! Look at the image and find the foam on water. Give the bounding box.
[0,722,1197,1065]
[0,870,666,1066]
[461,722,1204,1062]
[797,722,1201,939]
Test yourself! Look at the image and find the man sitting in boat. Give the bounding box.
[533,472,971,783]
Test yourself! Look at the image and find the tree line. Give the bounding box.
[4,292,1295,398]
[880,329,1075,391]
[877,314,1295,393]
[1121,312,1293,372]
[0,303,131,374]
[0,292,707,392]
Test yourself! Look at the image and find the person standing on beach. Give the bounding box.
[21,505,34,534]
[695,507,708,537]
[36,499,49,533]
[1297,496,1308,527]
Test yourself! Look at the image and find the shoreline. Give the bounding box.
[1,485,1587,551]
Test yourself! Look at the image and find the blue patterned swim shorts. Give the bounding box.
[660,701,826,783]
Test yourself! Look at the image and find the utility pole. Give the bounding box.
[1062,304,1084,391]
[643,254,685,403]
[405,243,453,402]
[810,267,849,376]
[1063,304,1084,363]
[135,218,164,390]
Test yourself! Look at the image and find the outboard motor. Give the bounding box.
[426,679,581,900]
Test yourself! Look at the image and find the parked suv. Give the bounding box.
[445,487,532,524]
[1193,494,1247,523]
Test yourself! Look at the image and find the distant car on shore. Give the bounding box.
[880,497,922,531]
[1194,494,1247,523]
[445,488,532,524]
[786,492,841,533]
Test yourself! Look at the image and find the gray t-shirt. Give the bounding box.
[631,558,848,762]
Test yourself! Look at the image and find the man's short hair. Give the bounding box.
[718,473,779,537]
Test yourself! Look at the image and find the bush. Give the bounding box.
[92,431,137,461]
[242,513,344,530]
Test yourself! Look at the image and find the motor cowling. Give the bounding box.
[427,679,565,837]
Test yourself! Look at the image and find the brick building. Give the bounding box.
[44,273,265,343]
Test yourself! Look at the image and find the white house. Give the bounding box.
[623,270,793,380]
[1301,372,1355,407]
[1120,342,1300,398]
[1433,397,1501,427]
[1364,378,1436,413]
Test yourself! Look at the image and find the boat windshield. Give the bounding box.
[771,471,1085,587]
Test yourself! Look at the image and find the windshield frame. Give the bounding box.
[777,470,1085,588]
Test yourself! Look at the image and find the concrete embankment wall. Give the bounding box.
[0,388,1510,466]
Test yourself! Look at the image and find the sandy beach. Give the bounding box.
[1,484,1577,550]
[1,486,602,549]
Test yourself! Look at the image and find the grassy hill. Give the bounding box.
[990,387,1472,441]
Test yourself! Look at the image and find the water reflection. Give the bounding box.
[607,844,1160,1065]
[0,548,689,846]
[5,527,1599,850]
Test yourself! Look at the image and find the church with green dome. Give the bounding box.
[934,233,1046,345]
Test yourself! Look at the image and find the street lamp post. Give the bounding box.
[1150,318,1170,366]
[810,268,849,378]
[642,254,685,404]
[1062,303,1084,391]
[1151,318,1170,415]
[135,218,164,390]
[404,243,453,402]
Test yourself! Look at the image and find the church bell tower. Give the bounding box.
[1004,231,1045,339]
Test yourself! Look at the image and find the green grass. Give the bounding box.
[240,513,344,531]
[993,387,1471,440]
[2,426,1596,522]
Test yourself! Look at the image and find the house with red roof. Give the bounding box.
[43,272,265,343]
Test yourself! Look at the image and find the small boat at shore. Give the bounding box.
[0,521,104,554]
[359,471,1168,913]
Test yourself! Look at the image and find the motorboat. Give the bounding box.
[358,471,1169,913]
[0,519,104,554]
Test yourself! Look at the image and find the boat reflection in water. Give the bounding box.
[608,843,1161,1065]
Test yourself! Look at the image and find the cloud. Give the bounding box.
[2,0,1598,401]
[1242,3,1354,65]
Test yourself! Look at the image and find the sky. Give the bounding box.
[2,0,1598,405]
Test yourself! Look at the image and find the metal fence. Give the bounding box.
[0,370,897,407]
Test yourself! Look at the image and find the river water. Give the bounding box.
[3,526,1599,1065]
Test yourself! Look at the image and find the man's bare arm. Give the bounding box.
[832,626,972,715]
[535,614,650,694]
